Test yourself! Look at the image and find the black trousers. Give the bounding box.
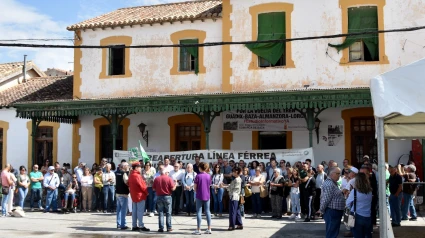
[314,188,321,213]
[302,193,315,218]
[171,186,182,214]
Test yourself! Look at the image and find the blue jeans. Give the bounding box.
[1,190,10,215]
[323,208,343,238]
[352,214,372,238]
[146,187,155,212]
[402,193,417,219]
[185,190,195,213]
[64,192,76,208]
[291,192,301,214]
[211,187,224,214]
[196,199,211,229]
[132,200,146,228]
[103,185,115,211]
[45,189,58,211]
[30,188,42,209]
[389,194,402,225]
[251,193,262,215]
[157,195,172,230]
[116,196,128,228]
[18,187,28,208]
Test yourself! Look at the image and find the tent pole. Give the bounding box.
[376,117,388,238]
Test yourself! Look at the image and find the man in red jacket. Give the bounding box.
[128,162,150,232]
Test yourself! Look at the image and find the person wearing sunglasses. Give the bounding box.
[43,166,60,213]
[63,174,79,213]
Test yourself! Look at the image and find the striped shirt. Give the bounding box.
[320,178,345,213]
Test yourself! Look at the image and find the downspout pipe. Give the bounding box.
[22,54,27,83]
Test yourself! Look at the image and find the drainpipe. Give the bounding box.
[22,55,27,83]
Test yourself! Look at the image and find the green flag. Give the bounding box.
[139,140,150,163]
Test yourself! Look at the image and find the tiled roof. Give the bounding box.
[0,76,73,107]
[0,61,46,79]
[67,0,222,31]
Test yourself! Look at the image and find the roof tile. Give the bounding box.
[0,61,46,79]
[0,76,73,107]
[67,0,222,31]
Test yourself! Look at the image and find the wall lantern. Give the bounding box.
[137,122,149,147]
[315,118,321,144]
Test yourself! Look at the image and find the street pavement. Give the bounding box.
[0,210,424,237]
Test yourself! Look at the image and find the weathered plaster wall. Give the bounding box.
[228,0,425,92]
[0,108,72,168]
[79,19,222,99]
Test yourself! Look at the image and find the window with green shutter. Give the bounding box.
[329,6,379,62]
[179,39,199,74]
[246,12,286,67]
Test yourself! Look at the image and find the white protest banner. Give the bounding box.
[114,148,314,169]
[223,109,307,131]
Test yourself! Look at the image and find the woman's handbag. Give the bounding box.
[343,189,357,228]
[244,186,252,197]
[2,186,9,195]
[259,185,268,198]
[240,196,245,204]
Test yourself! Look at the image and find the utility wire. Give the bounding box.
[0,38,74,42]
[0,25,424,49]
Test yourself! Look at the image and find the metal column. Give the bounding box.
[376,117,389,238]
[31,118,41,167]
[306,108,315,148]
[194,111,220,150]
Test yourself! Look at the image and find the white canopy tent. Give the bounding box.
[371,57,425,238]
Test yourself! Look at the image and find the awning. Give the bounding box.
[371,57,425,138]
[14,88,372,119]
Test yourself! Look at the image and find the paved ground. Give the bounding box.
[0,209,424,238]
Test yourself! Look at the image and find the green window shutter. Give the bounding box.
[180,39,199,74]
[329,6,379,60]
[245,12,286,66]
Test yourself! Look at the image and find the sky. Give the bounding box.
[0,0,187,71]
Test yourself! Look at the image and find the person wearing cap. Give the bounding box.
[43,165,60,213]
[124,162,150,231]
[388,165,403,227]
[399,164,418,221]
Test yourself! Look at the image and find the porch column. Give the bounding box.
[101,113,130,152]
[306,108,315,148]
[193,111,220,150]
[31,118,42,166]
[297,108,326,148]
[111,114,118,150]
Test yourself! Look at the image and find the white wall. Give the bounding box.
[79,19,222,99]
[77,108,413,167]
[229,0,425,92]
[0,108,72,168]
[387,139,412,166]
[1,108,28,168]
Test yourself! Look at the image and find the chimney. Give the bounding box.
[22,55,27,83]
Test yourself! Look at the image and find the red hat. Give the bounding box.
[132,162,141,167]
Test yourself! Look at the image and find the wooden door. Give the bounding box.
[176,124,201,151]
[351,117,377,168]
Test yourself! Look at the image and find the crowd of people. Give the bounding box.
[0,155,421,237]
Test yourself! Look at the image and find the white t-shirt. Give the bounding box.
[251,174,263,193]
[346,178,356,191]
[169,169,184,186]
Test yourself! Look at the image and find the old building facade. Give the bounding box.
[12,0,425,168]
